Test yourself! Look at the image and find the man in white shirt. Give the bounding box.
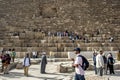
[32,51,36,59]
[23,53,31,76]
[96,50,104,76]
[72,48,85,80]
[6,49,11,55]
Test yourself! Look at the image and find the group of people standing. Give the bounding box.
[0,50,47,76]
[93,50,115,76]
[0,47,116,80]
[0,48,16,74]
[72,48,116,80]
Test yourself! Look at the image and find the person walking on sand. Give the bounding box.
[23,53,31,76]
[96,50,104,76]
[72,48,85,80]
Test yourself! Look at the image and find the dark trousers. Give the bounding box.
[97,67,103,76]
[108,64,115,74]
[94,65,97,74]
[75,74,85,80]
[40,64,46,73]
[12,57,15,62]
[1,63,4,72]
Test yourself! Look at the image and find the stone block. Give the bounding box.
[31,60,40,64]
[87,64,94,70]
[8,63,18,70]
[57,63,74,73]
[85,76,108,80]
[16,63,23,69]
[114,63,120,70]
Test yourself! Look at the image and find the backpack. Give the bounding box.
[78,55,89,70]
[108,57,115,65]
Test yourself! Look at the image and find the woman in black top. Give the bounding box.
[107,53,115,74]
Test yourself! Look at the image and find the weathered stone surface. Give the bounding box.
[8,63,18,70]
[16,63,23,69]
[114,62,120,70]
[31,60,40,64]
[57,63,74,73]
[0,0,120,54]
[85,76,108,80]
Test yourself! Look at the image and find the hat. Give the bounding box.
[74,48,81,52]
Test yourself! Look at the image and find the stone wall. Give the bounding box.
[0,0,120,54]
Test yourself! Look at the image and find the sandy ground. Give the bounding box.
[0,62,120,80]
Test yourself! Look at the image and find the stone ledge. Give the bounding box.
[56,62,120,73]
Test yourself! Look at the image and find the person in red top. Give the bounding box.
[4,54,11,74]
[0,51,11,74]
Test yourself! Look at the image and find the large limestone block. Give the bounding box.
[87,64,94,70]
[48,47,57,52]
[114,63,120,70]
[57,63,74,73]
[85,76,108,80]
[19,33,26,38]
[8,63,18,70]
[31,60,40,64]
[117,52,120,61]
[34,32,42,39]
[42,4,57,18]
[16,63,23,69]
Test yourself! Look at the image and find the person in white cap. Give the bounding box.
[40,52,47,74]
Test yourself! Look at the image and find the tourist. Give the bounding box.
[36,51,39,58]
[4,54,11,74]
[32,51,37,59]
[93,51,97,74]
[109,37,114,42]
[11,49,16,62]
[102,53,107,75]
[72,38,75,43]
[0,52,5,73]
[6,49,12,55]
[72,48,85,80]
[96,50,104,76]
[40,52,47,74]
[107,53,115,74]
[23,53,31,76]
